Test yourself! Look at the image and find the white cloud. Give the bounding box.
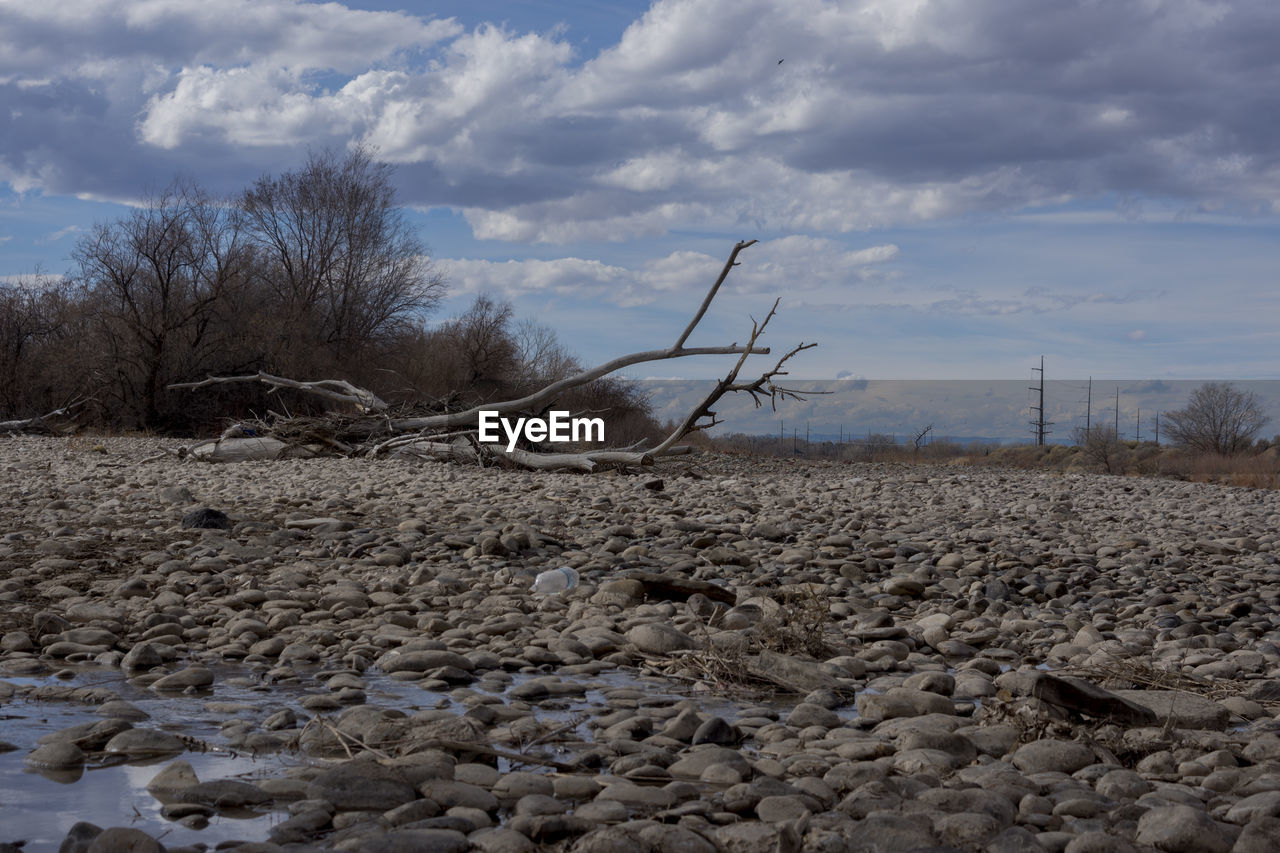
[441,235,899,306]
[41,225,80,243]
[4,0,1280,238]
[1128,329,1148,340]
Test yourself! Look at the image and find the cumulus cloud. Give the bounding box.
[3,0,1280,237]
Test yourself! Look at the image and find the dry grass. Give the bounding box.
[646,584,843,697]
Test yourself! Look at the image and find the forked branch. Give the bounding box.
[168,240,815,471]
[649,300,820,456]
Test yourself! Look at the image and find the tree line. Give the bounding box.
[0,147,660,440]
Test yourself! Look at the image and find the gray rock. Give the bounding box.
[715,822,783,853]
[102,729,185,758]
[57,821,103,853]
[1032,673,1157,726]
[668,745,752,780]
[84,827,165,853]
[786,702,840,729]
[492,771,555,801]
[1063,831,1138,853]
[469,827,536,853]
[1011,739,1096,775]
[308,761,417,811]
[625,622,696,654]
[572,822,717,853]
[151,666,214,691]
[146,760,199,794]
[1135,805,1236,853]
[171,779,271,808]
[756,794,811,822]
[181,507,231,530]
[692,716,737,745]
[350,829,469,853]
[1113,689,1229,730]
[1233,817,1280,853]
[26,741,85,769]
[844,812,937,851]
[417,779,499,812]
[1224,790,1280,824]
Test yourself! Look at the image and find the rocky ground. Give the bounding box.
[2,436,1280,853]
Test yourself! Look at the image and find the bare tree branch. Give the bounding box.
[649,300,819,456]
[169,371,388,411]
[167,240,814,471]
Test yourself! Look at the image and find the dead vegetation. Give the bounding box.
[158,241,815,472]
[646,585,847,698]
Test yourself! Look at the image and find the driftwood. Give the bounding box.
[622,571,737,606]
[0,399,92,435]
[169,241,815,471]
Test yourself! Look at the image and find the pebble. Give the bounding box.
[1,439,1279,852]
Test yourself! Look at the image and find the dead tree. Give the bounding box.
[169,241,815,470]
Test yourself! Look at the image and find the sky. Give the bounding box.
[642,379,1280,442]
[2,0,1279,385]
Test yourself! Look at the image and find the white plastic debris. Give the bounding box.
[532,567,579,595]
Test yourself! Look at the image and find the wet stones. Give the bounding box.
[307,761,418,811]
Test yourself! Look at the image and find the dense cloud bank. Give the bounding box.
[4,0,1279,242]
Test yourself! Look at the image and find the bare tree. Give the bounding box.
[513,317,578,390]
[240,146,446,368]
[0,271,73,415]
[1163,382,1270,455]
[72,180,249,427]
[436,295,519,401]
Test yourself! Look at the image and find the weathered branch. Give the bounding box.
[672,239,757,350]
[0,399,93,435]
[169,371,388,412]
[166,240,815,471]
[649,301,819,456]
[387,343,770,431]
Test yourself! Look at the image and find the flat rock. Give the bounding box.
[626,622,696,654]
[1011,739,1096,775]
[1112,689,1230,730]
[1135,804,1236,853]
[1032,673,1157,726]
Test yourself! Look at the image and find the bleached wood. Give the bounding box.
[170,372,388,411]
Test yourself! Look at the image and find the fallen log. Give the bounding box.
[169,241,816,470]
[0,399,92,435]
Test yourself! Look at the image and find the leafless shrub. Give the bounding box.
[1163,381,1270,455]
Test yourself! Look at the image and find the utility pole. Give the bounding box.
[1136,408,1141,442]
[1155,412,1159,445]
[1029,356,1052,445]
[1086,377,1092,435]
[1114,387,1119,437]
[806,421,810,445]
[780,419,784,447]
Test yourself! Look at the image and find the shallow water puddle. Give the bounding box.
[0,668,307,849]
[1,663,824,848]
